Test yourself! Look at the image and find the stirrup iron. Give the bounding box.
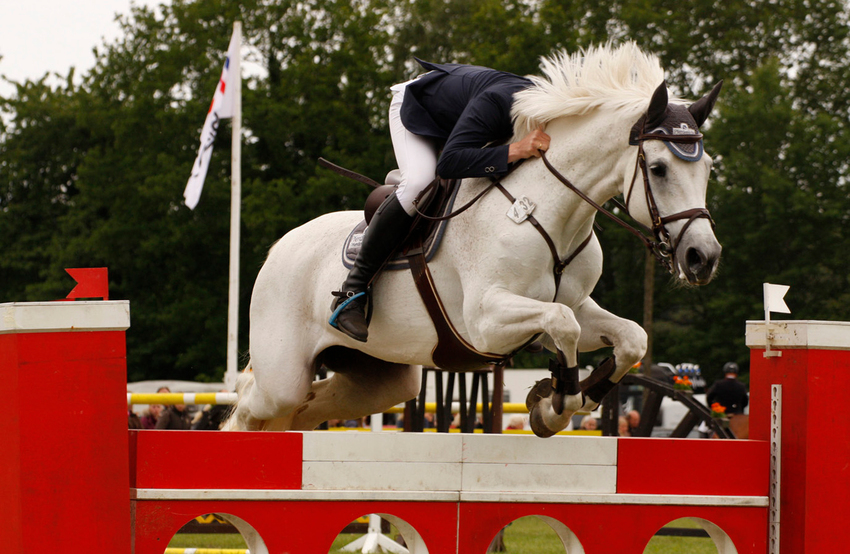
[328,290,366,328]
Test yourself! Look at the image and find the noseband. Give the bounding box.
[540,126,715,274]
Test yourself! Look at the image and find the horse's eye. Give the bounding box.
[650,164,667,178]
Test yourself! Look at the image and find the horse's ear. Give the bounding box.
[688,80,723,128]
[646,80,668,129]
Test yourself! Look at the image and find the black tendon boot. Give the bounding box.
[329,193,415,342]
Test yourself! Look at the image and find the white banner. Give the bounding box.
[183,29,240,210]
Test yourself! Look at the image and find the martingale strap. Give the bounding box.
[407,238,510,371]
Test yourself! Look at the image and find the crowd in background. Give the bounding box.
[128,386,231,431]
[129,363,749,435]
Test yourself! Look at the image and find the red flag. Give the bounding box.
[64,268,109,300]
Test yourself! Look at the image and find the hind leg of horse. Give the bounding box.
[573,297,647,410]
[470,291,584,436]
[223,367,310,431]
[289,364,422,430]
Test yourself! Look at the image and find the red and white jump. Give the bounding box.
[1,300,846,553]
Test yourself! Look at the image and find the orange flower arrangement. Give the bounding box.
[673,375,693,391]
[710,402,728,419]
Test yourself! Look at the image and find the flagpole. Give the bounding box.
[225,21,242,391]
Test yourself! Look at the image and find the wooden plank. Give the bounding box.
[0,300,130,334]
[461,433,617,465]
[301,431,462,463]
[302,461,462,491]
[461,463,616,494]
[459,492,768,506]
[131,488,460,502]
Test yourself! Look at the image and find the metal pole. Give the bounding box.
[225,22,242,391]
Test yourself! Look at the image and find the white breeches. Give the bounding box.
[389,79,439,216]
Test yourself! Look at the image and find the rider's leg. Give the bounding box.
[329,193,414,341]
[387,79,439,216]
[329,81,437,342]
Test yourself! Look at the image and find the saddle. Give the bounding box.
[320,158,510,371]
[340,173,457,272]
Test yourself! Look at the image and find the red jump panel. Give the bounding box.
[1,328,131,554]
[617,437,769,497]
[130,430,302,490]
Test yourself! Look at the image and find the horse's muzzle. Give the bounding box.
[680,241,721,285]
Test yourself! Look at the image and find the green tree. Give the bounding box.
[1,0,849,386]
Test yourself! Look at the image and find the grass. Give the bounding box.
[169,516,719,553]
[644,518,718,554]
[168,533,247,549]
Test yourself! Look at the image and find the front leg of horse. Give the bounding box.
[473,291,583,437]
[573,297,648,411]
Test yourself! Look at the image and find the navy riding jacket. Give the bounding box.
[400,59,532,179]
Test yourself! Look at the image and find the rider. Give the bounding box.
[329,59,552,342]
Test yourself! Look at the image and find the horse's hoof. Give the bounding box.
[526,379,558,438]
[525,378,553,411]
[528,403,558,438]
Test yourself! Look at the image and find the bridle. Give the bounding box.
[540,122,715,274]
[407,115,715,277]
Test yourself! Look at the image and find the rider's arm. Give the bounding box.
[437,90,551,179]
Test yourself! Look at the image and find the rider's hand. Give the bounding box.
[508,127,551,163]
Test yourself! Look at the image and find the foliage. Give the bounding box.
[1,0,849,384]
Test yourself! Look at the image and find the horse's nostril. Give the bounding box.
[685,248,710,278]
[686,247,705,271]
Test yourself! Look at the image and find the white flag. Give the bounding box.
[764,283,791,314]
[183,29,240,210]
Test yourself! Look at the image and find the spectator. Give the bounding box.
[627,410,641,435]
[706,362,749,415]
[618,416,630,437]
[156,403,191,430]
[140,403,163,429]
[474,415,484,430]
[344,417,366,428]
[579,415,598,431]
[128,404,142,429]
[192,391,232,430]
[505,415,525,430]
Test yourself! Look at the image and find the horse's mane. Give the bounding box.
[512,42,679,138]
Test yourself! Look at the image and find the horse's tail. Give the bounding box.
[220,361,255,431]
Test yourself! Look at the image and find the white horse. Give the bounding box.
[223,43,722,437]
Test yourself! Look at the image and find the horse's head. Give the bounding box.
[625,81,723,285]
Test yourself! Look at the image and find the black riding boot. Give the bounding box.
[329,193,414,342]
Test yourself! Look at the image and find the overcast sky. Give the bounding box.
[0,0,162,96]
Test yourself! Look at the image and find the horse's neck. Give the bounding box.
[524,116,632,247]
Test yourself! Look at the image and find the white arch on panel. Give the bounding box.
[217,513,269,554]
